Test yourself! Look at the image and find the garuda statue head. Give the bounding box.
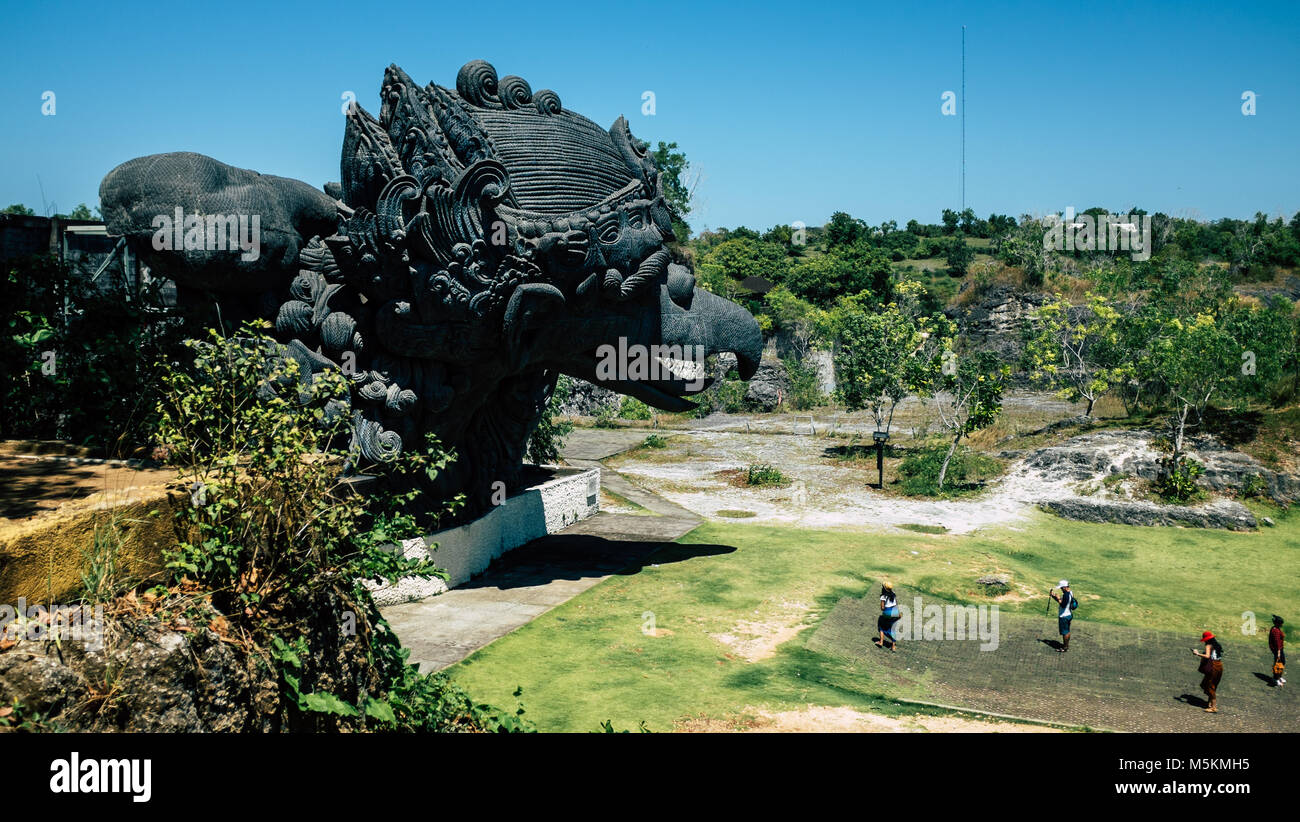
[100,60,762,513]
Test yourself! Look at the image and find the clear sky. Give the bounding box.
[2,0,1297,233]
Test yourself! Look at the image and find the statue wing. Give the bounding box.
[99,152,339,293]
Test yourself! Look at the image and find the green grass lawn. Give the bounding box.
[450,505,1299,732]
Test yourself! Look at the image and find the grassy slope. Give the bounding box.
[450,504,1299,732]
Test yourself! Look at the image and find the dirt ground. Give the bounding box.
[675,705,1062,733]
[0,453,173,523]
[607,427,1159,535]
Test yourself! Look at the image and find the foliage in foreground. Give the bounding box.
[153,324,528,732]
[1,254,185,453]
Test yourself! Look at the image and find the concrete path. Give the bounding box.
[382,428,698,672]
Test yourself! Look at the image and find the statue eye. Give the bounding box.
[597,219,620,244]
[627,210,644,230]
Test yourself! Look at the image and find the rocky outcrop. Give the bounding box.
[743,360,794,411]
[947,285,1049,370]
[1238,274,1300,303]
[1040,498,1258,531]
[558,378,622,417]
[713,354,795,412]
[0,582,383,732]
[1005,428,1298,506]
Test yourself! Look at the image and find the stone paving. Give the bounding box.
[807,589,1297,732]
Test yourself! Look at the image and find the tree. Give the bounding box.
[824,211,866,248]
[941,209,959,235]
[2,204,35,216]
[650,141,692,243]
[1023,293,1126,416]
[784,242,892,306]
[68,203,94,220]
[932,350,1010,491]
[993,220,1050,286]
[695,238,790,299]
[526,374,575,463]
[986,213,1017,238]
[833,282,951,434]
[1222,296,1298,404]
[764,285,829,361]
[943,235,975,277]
[958,208,977,234]
[1144,309,1239,464]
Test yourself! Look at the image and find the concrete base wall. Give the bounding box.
[365,467,600,606]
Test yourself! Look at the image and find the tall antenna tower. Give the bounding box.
[961,25,966,213]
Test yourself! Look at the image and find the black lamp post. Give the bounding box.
[872,430,889,489]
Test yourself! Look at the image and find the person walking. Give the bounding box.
[1049,580,1078,653]
[874,581,901,651]
[1269,615,1286,687]
[1193,630,1224,713]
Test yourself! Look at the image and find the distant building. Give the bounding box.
[0,214,172,304]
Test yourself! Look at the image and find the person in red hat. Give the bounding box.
[1192,630,1224,713]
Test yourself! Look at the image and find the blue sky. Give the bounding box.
[2,0,1297,233]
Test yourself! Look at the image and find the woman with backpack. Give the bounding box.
[874,581,901,651]
[1192,630,1225,713]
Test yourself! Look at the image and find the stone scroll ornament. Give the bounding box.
[99,61,763,515]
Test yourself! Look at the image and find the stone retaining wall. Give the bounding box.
[365,467,600,605]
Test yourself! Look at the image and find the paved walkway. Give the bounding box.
[807,589,1297,732]
[382,428,695,672]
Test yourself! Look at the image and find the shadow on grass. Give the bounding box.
[1175,693,1209,709]
[457,534,736,590]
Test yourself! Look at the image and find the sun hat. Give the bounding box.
[1202,630,1215,642]
[1058,580,1069,588]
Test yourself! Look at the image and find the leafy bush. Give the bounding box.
[155,324,464,602]
[782,356,825,410]
[642,434,668,449]
[1,254,186,453]
[619,397,653,420]
[526,374,574,464]
[593,404,621,428]
[152,324,526,731]
[690,379,749,417]
[1155,456,1204,503]
[1240,473,1268,499]
[746,463,788,487]
[898,445,1004,497]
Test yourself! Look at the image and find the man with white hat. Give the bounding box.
[1049,580,1079,653]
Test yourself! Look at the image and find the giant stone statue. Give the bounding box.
[99,61,762,514]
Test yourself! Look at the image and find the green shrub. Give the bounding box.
[1155,456,1204,503]
[782,356,825,410]
[619,397,653,420]
[642,434,668,449]
[746,463,788,487]
[153,324,527,732]
[690,379,749,417]
[526,374,574,464]
[898,445,1004,497]
[1240,473,1268,499]
[593,404,621,428]
[1,254,186,453]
